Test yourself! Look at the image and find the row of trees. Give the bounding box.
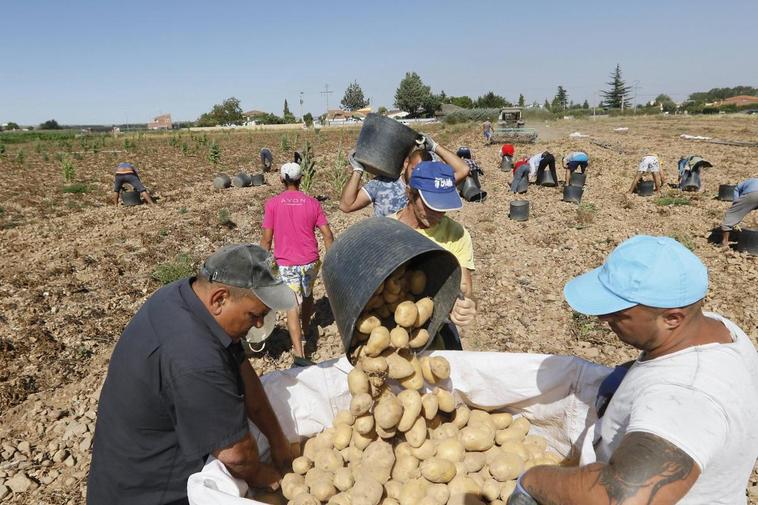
[1,119,62,131]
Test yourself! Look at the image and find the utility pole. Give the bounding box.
[632,80,640,115]
[299,91,304,120]
[320,84,333,124]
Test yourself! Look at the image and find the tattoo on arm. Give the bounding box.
[594,432,696,504]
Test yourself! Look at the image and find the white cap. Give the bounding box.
[280,162,302,181]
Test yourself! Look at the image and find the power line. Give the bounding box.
[320,84,333,116]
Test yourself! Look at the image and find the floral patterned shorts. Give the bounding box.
[277,261,321,303]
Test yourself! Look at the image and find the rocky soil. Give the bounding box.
[0,115,756,503]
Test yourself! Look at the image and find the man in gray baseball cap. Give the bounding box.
[89,244,296,505]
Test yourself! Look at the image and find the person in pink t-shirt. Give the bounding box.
[261,162,334,365]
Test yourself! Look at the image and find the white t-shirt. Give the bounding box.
[595,313,758,505]
[638,155,661,173]
[528,154,543,178]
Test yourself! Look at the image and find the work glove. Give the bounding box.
[348,150,365,173]
[506,474,538,505]
[418,133,439,153]
[450,295,476,327]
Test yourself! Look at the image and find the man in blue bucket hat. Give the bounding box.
[391,161,477,347]
[507,236,758,505]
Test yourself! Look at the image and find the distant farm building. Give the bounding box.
[148,114,172,130]
[243,110,268,125]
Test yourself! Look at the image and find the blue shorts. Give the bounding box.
[113,173,146,193]
[567,161,588,172]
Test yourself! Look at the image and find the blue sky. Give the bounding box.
[2,0,756,125]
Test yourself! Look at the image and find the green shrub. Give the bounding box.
[152,253,195,284]
[299,140,316,193]
[0,143,5,155]
[280,134,291,151]
[576,202,597,226]
[208,141,221,164]
[15,150,25,164]
[63,183,89,193]
[442,108,500,124]
[329,147,349,196]
[62,158,76,182]
[670,232,695,251]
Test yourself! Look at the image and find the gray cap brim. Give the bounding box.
[252,283,297,311]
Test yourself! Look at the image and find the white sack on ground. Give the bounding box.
[188,351,612,505]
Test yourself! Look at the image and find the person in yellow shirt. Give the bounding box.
[389,161,476,348]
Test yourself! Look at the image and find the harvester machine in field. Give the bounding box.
[491,107,537,144]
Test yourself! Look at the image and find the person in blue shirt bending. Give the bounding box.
[721,177,758,247]
[563,151,589,187]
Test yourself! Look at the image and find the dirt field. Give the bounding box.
[0,115,756,503]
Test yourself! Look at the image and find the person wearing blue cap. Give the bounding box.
[338,134,470,218]
[507,236,758,505]
[112,161,155,205]
[562,151,589,187]
[391,161,477,344]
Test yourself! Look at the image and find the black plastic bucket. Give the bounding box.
[213,174,231,189]
[460,176,487,202]
[232,172,252,187]
[680,171,701,192]
[251,174,265,186]
[500,155,513,172]
[509,200,529,221]
[718,184,735,201]
[569,172,586,187]
[537,168,557,187]
[562,185,583,203]
[354,113,422,178]
[636,180,655,196]
[121,190,142,206]
[322,217,462,357]
[734,228,758,255]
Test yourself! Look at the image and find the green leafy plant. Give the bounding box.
[280,134,290,151]
[178,206,188,214]
[208,141,221,164]
[576,202,597,227]
[63,183,89,193]
[329,146,349,196]
[15,150,25,164]
[299,140,317,193]
[152,253,195,285]
[0,143,5,155]
[62,158,76,182]
[217,208,236,229]
[670,232,695,251]
[180,142,189,156]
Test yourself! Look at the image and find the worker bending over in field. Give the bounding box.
[720,177,758,248]
[508,235,758,505]
[261,163,334,365]
[260,148,273,172]
[528,151,557,185]
[88,244,297,505]
[562,151,589,186]
[112,162,155,205]
[339,134,470,217]
[482,120,494,143]
[391,161,477,348]
[628,153,665,194]
[510,157,530,194]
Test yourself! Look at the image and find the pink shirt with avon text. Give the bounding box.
[262,190,328,266]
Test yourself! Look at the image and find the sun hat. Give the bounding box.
[200,244,296,310]
[280,162,302,181]
[563,235,708,315]
[409,161,462,212]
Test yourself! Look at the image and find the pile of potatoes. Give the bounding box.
[278,264,562,505]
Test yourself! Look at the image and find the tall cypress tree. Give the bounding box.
[601,64,632,109]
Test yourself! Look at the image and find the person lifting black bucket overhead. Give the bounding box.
[112,162,155,206]
[339,114,470,218]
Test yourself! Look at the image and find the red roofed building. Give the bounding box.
[715,95,758,107]
[148,114,172,130]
